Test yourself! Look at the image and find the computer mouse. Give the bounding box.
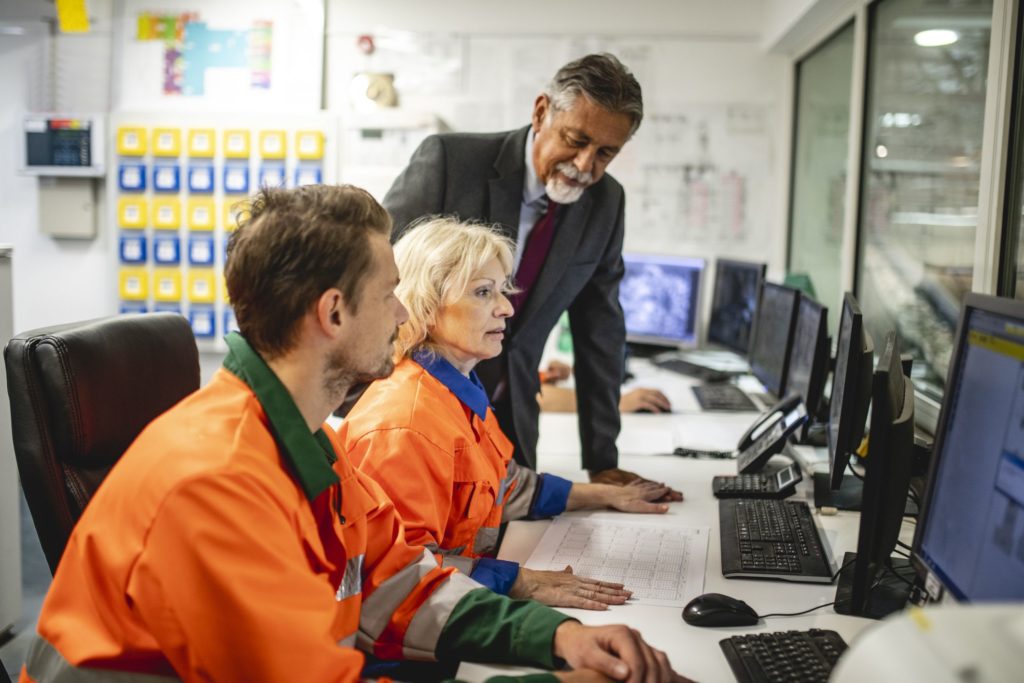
[682,593,760,627]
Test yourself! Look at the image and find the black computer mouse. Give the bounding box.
[682,593,760,627]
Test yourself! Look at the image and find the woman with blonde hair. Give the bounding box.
[340,216,675,610]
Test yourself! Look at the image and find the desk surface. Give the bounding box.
[458,405,900,682]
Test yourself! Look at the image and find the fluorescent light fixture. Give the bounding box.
[914,29,958,47]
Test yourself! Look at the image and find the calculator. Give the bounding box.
[712,463,802,499]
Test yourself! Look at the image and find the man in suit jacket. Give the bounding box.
[384,54,680,498]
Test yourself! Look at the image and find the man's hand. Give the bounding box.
[510,566,631,610]
[601,481,671,514]
[619,388,672,414]
[588,468,684,503]
[541,359,573,384]
[552,620,694,683]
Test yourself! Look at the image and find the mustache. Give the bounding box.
[555,161,593,184]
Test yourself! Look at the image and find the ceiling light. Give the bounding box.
[914,29,958,47]
[876,145,889,159]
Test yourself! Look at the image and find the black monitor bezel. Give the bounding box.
[911,293,1024,601]
[706,258,767,354]
[786,296,830,434]
[828,293,875,491]
[619,253,706,349]
[748,282,801,398]
[846,330,916,615]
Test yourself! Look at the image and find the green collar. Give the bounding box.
[223,332,339,502]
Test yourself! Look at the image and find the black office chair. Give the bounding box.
[4,313,200,573]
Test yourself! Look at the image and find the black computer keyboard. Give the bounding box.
[652,356,733,383]
[720,629,848,683]
[692,384,759,412]
[719,499,833,582]
[713,465,802,499]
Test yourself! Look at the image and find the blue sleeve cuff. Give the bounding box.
[529,473,572,519]
[470,558,520,594]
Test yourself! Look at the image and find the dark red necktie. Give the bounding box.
[511,198,558,316]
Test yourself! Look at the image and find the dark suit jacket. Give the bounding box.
[383,125,625,472]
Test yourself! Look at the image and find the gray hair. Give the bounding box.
[544,53,644,136]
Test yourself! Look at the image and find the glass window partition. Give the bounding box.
[856,0,993,401]
[789,22,856,337]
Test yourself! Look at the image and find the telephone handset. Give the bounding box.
[736,394,807,474]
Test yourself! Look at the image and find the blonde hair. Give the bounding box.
[393,216,516,360]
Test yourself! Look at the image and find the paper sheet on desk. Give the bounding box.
[525,515,709,607]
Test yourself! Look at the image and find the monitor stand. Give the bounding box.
[833,551,914,620]
[813,471,863,511]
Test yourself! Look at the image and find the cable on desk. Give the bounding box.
[752,557,856,620]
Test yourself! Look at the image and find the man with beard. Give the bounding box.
[20,185,684,683]
[383,54,681,498]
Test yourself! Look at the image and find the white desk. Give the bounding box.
[458,408,893,683]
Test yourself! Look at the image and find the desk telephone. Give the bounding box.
[735,394,807,474]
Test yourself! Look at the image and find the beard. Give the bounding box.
[546,161,593,204]
[322,331,398,404]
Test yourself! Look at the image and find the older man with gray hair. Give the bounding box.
[383,53,682,497]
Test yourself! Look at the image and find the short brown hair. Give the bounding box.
[225,185,391,358]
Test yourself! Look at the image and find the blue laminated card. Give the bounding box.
[119,232,148,264]
[153,234,181,265]
[223,165,250,194]
[294,166,321,187]
[153,164,181,193]
[188,234,216,266]
[120,302,149,315]
[118,164,147,192]
[154,304,182,316]
[190,308,217,338]
[259,165,286,189]
[224,308,240,335]
[188,165,215,193]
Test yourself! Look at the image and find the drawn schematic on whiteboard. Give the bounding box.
[526,516,709,607]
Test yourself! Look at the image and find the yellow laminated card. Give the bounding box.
[117,197,148,228]
[118,268,149,301]
[152,128,182,157]
[224,200,249,232]
[152,269,183,302]
[187,198,216,230]
[152,198,181,229]
[259,130,287,159]
[223,130,251,158]
[56,0,90,33]
[219,272,229,303]
[116,127,147,156]
[188,270,217,303]
[295,130,324,160]
[188,129,216,158]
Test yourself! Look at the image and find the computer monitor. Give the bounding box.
[826,293,875,493]
[835,330,917,619]
[785,296,830,438]
[707,258,767,354]
[747,283,800,398]
[912,294,1024,602]
[619,253,704,348]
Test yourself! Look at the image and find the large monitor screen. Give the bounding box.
[827,293,873,491]
[914,295,1024,601]
[748,283,800,397]
[619,254,704,348]
[707,259,766,354]
[786,296,828,420]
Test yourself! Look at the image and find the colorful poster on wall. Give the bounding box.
[116,1,321,112]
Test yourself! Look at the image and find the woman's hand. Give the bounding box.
[567,481,675,514]
[619,388,672,413]
[509,566,632,610]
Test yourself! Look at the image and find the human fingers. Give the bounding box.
[554,671,615,683]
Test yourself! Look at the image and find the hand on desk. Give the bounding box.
[619,388,671,414]
[568,480,672,514]
[589,468,684,503]
[553,620,694,683]
[510,566,631,611]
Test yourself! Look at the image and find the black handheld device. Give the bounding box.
[736,394,807,473]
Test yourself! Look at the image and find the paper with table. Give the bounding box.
[525,514,709,607]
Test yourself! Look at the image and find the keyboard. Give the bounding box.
[719,499,833,582]
[713,464,802,499]
[652,355,734,383]
[720,629,848,683]
[693,384,759,412]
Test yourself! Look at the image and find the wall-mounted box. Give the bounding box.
[22,114,105,176]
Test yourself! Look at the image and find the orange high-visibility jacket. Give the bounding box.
[342,355,571,593]
[21,334,568,683]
